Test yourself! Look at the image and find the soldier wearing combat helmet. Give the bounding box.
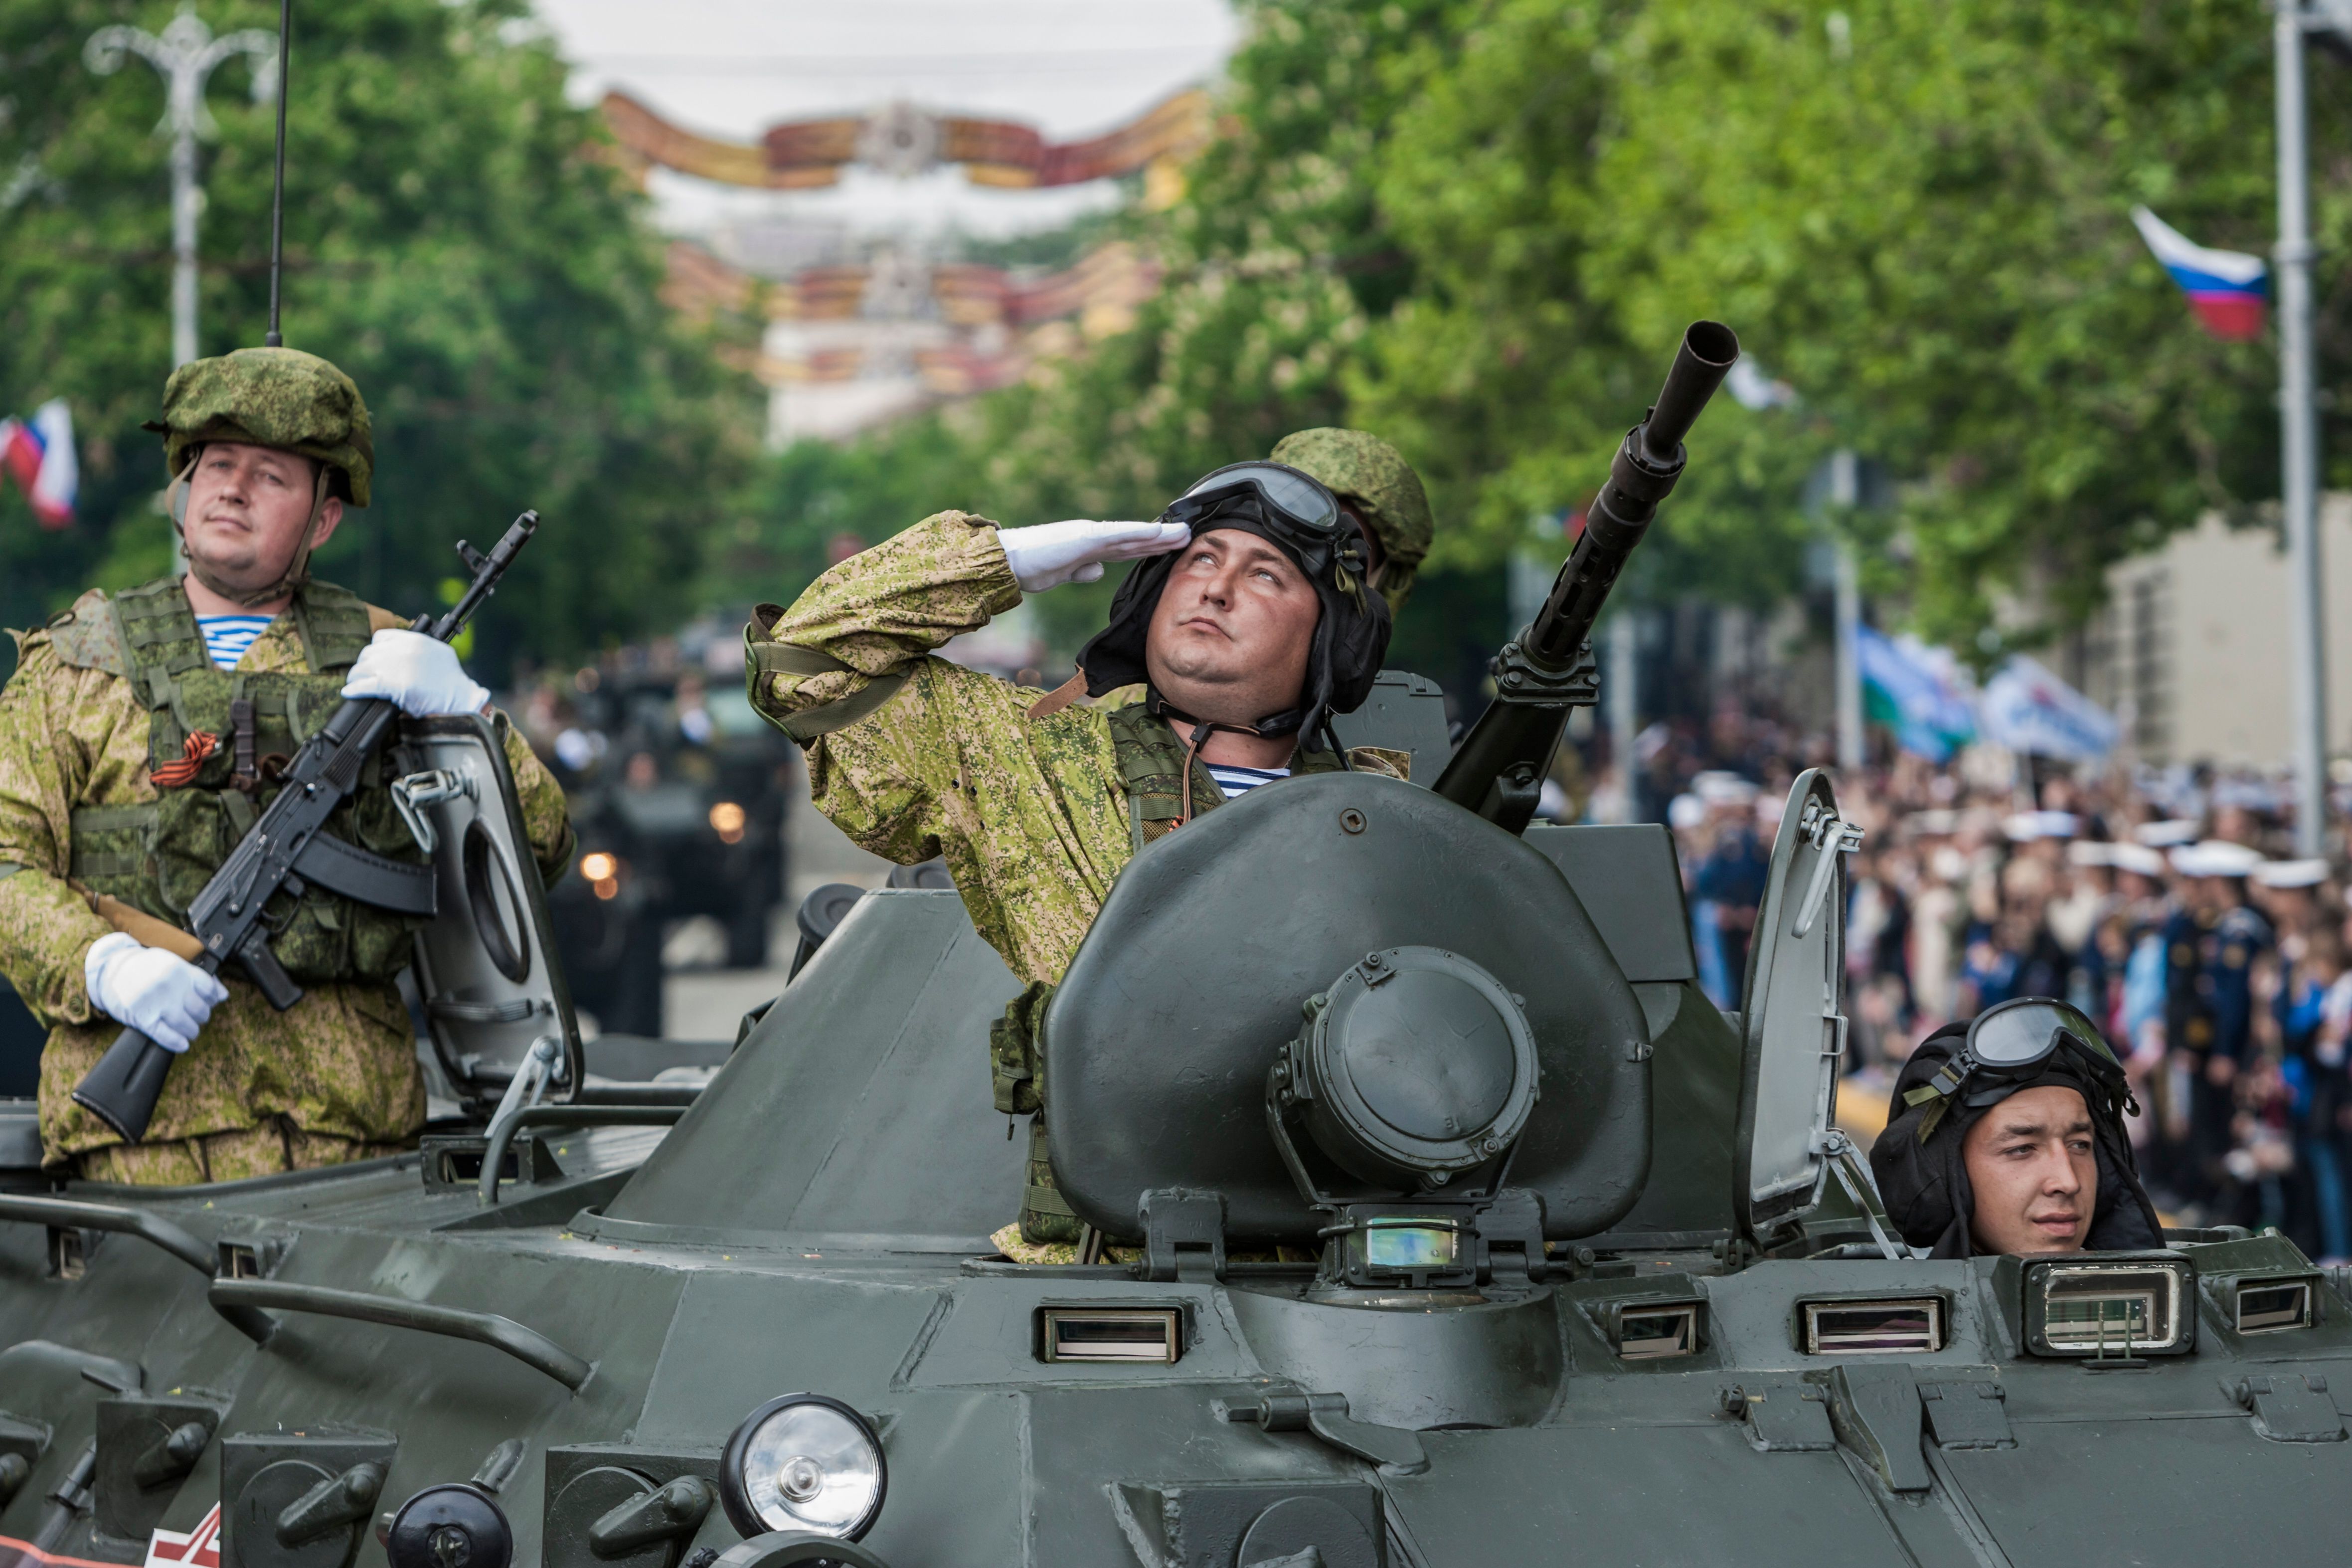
[1270,427,1435,615]
[745,430,1441,1259]
[0,347,573,1184]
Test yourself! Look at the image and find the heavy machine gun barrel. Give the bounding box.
[1434,322,1738,830]
[71,512,540,1143]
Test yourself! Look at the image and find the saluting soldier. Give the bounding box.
[743,428,1435,1258]
[0,347,573,1184]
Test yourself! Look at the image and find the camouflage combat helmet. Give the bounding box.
[1270,427,1432,612]
[149,347,372,507]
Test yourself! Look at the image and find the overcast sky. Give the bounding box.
[532,0,1242,240]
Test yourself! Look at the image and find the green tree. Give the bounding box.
[0,0,757,677]
[1366,0,2309,651]
[1353,0,1822,614]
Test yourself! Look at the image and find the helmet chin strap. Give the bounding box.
[1148,689,1351,828]
[174,453,331,610]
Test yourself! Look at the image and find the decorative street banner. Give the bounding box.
[2130,205,2268,342]
[1980,655,2120,763]
[601,89,1211,192]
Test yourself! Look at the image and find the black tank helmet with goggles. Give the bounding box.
[1904,997,2138,1140]
[1073,460,1392,753]
[1869,997,2164,1259]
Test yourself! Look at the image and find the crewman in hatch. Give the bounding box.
[1870,997,2166,1257]
[745,431,1434,1258]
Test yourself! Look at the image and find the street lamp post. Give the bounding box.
[1828,448,1866,774]
[85,4,277,369]
[2275,0,2352,857]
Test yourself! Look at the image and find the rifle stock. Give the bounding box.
[72,511,539,1143]
[1433,323,1738,832]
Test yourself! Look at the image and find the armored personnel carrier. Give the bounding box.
[0,329,2347,1568]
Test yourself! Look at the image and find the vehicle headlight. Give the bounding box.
[580,852,622,900]
[709,801,747,843]
[719,1394,886,1542]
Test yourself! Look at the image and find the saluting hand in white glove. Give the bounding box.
[996,520,1192,593]
[341,629,492,717]
[84,932,229,1054]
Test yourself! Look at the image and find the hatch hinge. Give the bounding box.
[1474,1188,1548,1286]
[1826,1364,1932,1493]
[1221,1389,1429,1476]
[1919,1379,2014,1449]
[1719,1382,1835,1452]
[2229,1373,2348,1443]
[1139,1188,1227,1283]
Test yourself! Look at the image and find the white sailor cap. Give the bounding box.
[2252,858,2332,889]
[2169,840,2266,878]
[1692,771,1759,807]
[2108,843,2168,877]
[2136,819,2200,848]
[2004,810,2080,842]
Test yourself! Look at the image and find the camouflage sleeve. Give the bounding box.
[0,640,115,1026]
[745,512,1022,861]
[497,715,575,886]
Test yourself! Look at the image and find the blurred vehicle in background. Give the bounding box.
[525,625,795,1037]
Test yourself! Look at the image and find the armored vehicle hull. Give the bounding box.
[1,867,2347,1568]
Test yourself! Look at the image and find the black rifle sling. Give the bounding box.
[290,829,437,917]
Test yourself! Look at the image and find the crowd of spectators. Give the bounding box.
[1609,711,2352,1260]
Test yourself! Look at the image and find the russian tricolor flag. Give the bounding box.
[0,399,76,528]
[2131,206,2268,342]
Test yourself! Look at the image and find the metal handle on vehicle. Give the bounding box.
[210,1278,591,1392]
[571,1083,703,1107]
[0,1193,273,1344]
[478,1104,686,1208]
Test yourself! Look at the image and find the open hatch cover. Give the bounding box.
[1732,766,1865,1244]
[396,715,582,1108]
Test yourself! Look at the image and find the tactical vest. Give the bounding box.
[66,578,428,986]
[1003,705,1354,1244]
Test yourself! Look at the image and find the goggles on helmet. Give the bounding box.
[1171,461,1341,532]
[1906,997,2133,1133]
[1162,456,1373,573]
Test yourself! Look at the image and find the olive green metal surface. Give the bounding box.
[0,796,2344,1568]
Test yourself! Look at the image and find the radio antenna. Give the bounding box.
[263,0,291,347]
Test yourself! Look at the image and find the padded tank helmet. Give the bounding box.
[1270,427,1433,613]
[146,347,373,507]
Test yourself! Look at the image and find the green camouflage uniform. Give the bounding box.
[0,588,572,1182]
[0,346,573,1184]
[747,511,1405,1255]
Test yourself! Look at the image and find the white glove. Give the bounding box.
[997,520,1191,593]
[341,629,491,716]
[84,932,229,1054]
